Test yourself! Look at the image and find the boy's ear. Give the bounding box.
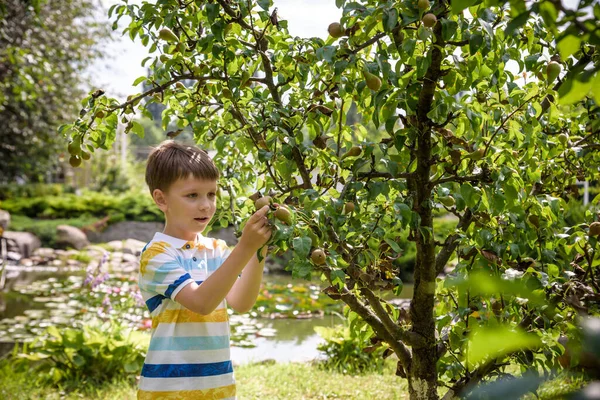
[152,189,168,212]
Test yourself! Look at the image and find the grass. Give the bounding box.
[0,357,591,400]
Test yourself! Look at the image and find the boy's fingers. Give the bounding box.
[251,205,270,220]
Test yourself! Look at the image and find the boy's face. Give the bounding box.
[153,175,218,241]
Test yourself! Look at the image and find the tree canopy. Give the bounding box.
[0,0,109,182]
[64,0,599,398]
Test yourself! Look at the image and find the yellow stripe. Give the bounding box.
[152,308,228,329]
[140,241,172,274]
[138,384,236,400]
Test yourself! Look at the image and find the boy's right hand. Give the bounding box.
[239,205,272,252]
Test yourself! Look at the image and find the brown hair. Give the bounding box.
[145,140,220,193]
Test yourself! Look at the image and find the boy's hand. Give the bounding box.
[239,205,272,252]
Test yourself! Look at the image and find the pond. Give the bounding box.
[0,266,413,364]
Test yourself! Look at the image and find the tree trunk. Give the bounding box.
[407,127,438,399]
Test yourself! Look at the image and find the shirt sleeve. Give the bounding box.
[138,241,194,301]
[213,238,232,269]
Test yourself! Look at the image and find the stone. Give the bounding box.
[122,238,146,256]
[122,253,138,263]
[106,240,124,252]
[86,221,164,243]
[33,248,56,258]
[56,225,90,250]
[0,210,10,232]
[3,231,41,258]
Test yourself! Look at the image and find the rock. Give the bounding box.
[7,251,22,262]
[106,240,124,252]
[86,221,164,243]
[122,253,138,263]
[83,245,109,257]
[33,248,56,258]
[122,238,146,256]
[56,225,90,250]
[0,210,9,232]
[3,231,41,258]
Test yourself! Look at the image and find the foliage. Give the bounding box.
[63,0,600,399]
[0,183,69,201]
[0,0,110,182]
[1,191,163,221]
[14,320,146,386]
[315,322,387,374]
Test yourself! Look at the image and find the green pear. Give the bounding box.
[546,61,562,83]
[328,22,344,38]
[158,28,179,43]
[422,13,437,28]
[311,248,326,265]
[363,70,382,91]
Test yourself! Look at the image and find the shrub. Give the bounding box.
[0,183,69,201]
[16,320,147,386]
[315,323,387,375]
[9,214,98,247]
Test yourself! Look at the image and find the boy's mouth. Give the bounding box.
[194,217,209,222]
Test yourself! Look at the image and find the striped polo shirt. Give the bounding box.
[137,232,235,400]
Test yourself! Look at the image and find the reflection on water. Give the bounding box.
[232,314,343,364]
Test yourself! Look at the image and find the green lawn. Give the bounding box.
[0,358,589,400]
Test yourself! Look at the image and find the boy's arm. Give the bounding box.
[174,206,271,315]
[225,246,268,313]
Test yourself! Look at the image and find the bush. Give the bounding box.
[0,183,70,200]
[0,190,163,222]
[15,320,147,386]
[315,324,387,375]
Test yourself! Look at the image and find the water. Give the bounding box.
[0,266,412,364]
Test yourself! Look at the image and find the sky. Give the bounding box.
[89,0,583,98]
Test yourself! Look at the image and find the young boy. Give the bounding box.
[137,140,271,400]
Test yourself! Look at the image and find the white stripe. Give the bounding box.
[145,349,231,365]
[152,322,231,337]
[164,299,226,310]
[139,373,235,391]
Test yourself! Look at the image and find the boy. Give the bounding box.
[137,140,271,400]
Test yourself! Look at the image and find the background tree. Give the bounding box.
[0,0,109,182]
[64,0,600,399]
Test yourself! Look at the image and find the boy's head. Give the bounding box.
[145,140,219,194]
[146,140,220,240]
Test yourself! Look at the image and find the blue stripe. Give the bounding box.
[145,294,166,313]
[148,335,230,351]
[164,273,192,298]
[141,360,232,378]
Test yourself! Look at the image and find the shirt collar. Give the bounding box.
[152,232,214,250]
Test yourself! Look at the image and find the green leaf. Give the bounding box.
[292,236,312,259]
[257,0,270,11]
[592,73,600,103]
[557,34,581,61]
[382,8,398,32]
[469,33,484,55]
[316,46,336,63]
[558,69,595,105]
[467,325,541,368]
[441,19,458,41]
[504,11,530,36]
[131,121,145,138]
[331,269,346,290]
[451,0,478,14]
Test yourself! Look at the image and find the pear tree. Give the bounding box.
[62,1,600,399]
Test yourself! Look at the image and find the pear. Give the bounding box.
[469,148,485,161]
[80,151,91,161]
[589,222,600,237]
[558,134,568,146]
[344,201,355,214]
[341,146,362,160]
[254,196,272,209]
[546,61,562,84]
[418,0,430,10]
[274,206,292,225]
[159,54,170,63]
[527,214,540,228]
[363,70,382,91]
[222,88,233,99]
[439,196,456,207]
[67,138,81,156]
[328,22,344,38]
[311,248,326,265]
[158,28,179,43]
[422,13,437,28]
[69,155,82,168]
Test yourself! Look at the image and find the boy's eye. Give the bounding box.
[208,192,216,198]
[186,193,197,198]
